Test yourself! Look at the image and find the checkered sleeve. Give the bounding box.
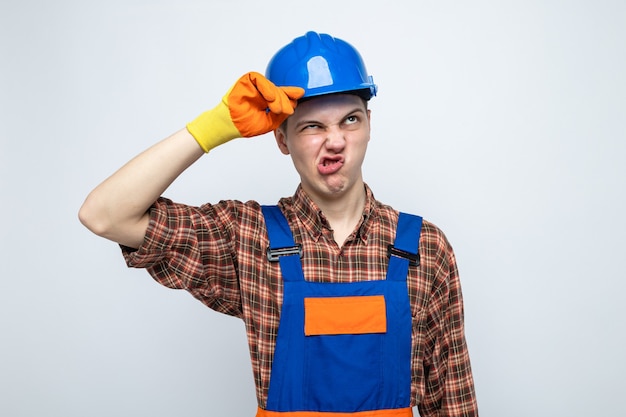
[121,197,244,318]
[418,230,478,417]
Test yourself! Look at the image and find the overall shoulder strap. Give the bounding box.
[386,212,423,281]
[261,205,305,282]
[261,205,297,252]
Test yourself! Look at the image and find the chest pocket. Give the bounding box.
[304,295,387,336]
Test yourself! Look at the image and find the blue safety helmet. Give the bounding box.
[266,31,377,100]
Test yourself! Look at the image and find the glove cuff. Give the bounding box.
[186,98,241,153]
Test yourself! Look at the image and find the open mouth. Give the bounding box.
[318,156,344,174]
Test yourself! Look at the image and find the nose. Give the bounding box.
[324,126,346,152]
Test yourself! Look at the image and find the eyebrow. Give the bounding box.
[294,107,366,130]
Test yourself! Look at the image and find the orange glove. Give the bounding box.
[187,72,304,152]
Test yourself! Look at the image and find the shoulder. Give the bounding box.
[149,196,269,232]
[374,200,451,243]
[420,218,454,254]
[374,200,455,259]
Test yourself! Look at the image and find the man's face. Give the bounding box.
[274,94,371,202]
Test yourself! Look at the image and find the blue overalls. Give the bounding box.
[258,206,422,417]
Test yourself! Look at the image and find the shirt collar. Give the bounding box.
[291,184,378,244]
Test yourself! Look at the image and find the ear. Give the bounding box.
[274,128,290,155]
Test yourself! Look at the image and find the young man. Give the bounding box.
[79,32,478,417]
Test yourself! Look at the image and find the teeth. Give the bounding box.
[321,158,340,167]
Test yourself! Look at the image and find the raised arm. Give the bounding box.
[78,72,304,249]
[78,129,202,248]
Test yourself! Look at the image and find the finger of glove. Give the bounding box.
[281,86,305,101]
[229,72,286,117]
[263,110,292,132]
[236,72,302,114]
[265,85,306,115]
[228,72,298,136]
[248,72,279,104]
[250,73,305,117]
[229,72,269,107]
[279,87,304,114]
[261,89,303,131]
[266,88,296,115]
[227,73,272,134]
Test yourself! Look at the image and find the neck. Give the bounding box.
[306,182,367,246]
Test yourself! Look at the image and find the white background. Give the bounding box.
[2,1,625,416]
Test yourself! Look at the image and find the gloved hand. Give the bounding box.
[187,72,305,153]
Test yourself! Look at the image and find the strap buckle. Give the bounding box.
[387,244,420,267]
[266,244,303,262]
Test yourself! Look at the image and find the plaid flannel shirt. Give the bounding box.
[122,184,478,416]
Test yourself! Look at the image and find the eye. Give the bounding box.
[301,123,321,131]
[344,115,359,125]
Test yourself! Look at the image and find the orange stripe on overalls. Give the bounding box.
[256,406,413,417]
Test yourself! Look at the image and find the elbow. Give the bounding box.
[78,193,148,248]
[78,194,111,237]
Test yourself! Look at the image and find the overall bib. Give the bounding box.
[258,206,422,417]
